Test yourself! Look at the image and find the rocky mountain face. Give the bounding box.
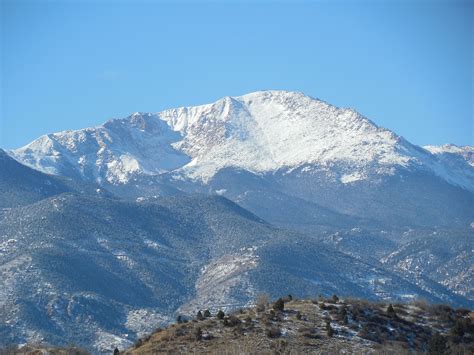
[1,90,473,352]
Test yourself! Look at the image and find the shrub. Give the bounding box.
[430,304,453,322]
[256,293,269,312]
[450,319,464,337]
[275,312,284,322]
[266,326,281,338]
[216,310,225,319]
[338,307,348,322]
[326,321,334,337]
[332,294,339,303]
[176,315,184,323]
[428,333,447,355]
[196,311,204,320]
[223,315,241,327]
[174,327,187,337]
[387,304,396,318]
[296,311,302,320]
[195,327,203,341]
[203,309,211,318]
[273,298,285,312]
[282,294,293,302]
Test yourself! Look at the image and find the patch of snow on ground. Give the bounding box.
[178,249,259,314]
[94,330,133,354]
[340,172,365,184]
[126,309,170,338]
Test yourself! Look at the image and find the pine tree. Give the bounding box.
[450,319,465,338]
[217,310,225,319]
[428,333,447,355]
[195,327,202,341]
[326,321,334,337]
[387,303,396,318]
[273,298,285,311]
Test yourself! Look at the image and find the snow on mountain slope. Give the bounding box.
[160,91,419,182]
[424,144,474,166]
[423,144,474,189]
[10,91,474,191]
[11,113,190,184]
[0,148,107,208]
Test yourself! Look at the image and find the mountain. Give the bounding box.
[423,144,474,192]
[0,193,272,350]
[380,229,474,300]
[4,192,466,352]
[424,144,474,167]
[2,90,473,352]
[11,91,474,191]
[10,91,474,229]
[0,149,106,208]
[318,226,474,305]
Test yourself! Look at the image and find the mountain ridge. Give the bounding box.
[10,90,474,192]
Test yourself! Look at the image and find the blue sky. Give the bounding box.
[1,0,472,149]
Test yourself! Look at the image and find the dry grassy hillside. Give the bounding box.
[2,296,472,354]
[124,296,474,355]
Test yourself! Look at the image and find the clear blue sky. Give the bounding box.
[1,0,472,149]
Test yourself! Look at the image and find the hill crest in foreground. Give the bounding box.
[2,297,473,354]
[124,296,473,354]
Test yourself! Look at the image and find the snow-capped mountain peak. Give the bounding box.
[158,90,418,181]
[9,91,474,190]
